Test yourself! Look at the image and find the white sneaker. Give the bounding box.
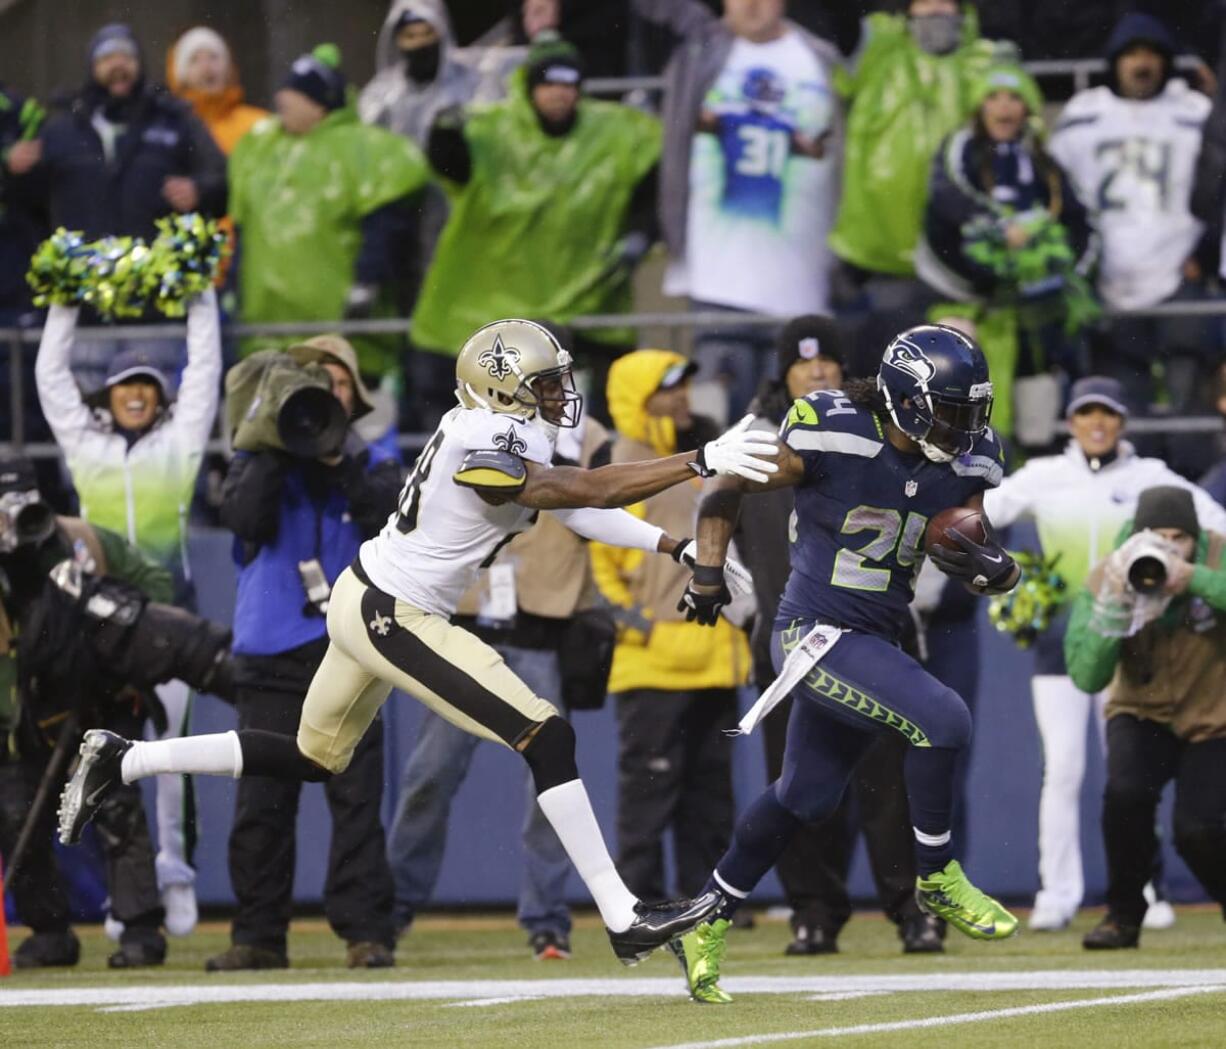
[1028,903,1073,931]
[104,911,124,942]
[162,882,198,937]
[1142,884,1176,930]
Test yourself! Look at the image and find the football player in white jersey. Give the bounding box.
[58,318,779,965]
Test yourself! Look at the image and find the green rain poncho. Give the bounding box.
[229,105,429,375]
[410,79,661,357]
[829,9,996,277]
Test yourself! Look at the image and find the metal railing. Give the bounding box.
[6,302,1226,457]
[585,56,1204,99]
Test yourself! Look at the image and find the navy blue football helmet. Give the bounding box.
[877,325,993,462]
[742,67,786,111]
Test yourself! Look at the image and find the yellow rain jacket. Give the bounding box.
[590,350,750,695]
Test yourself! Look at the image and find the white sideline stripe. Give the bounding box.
[445,995,546,1009]
[3,970,1226,1010]
[804,991,888,1003]
[644,985,1226,1049]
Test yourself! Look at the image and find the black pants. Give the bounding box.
[229,638,394,953]
[615,688,737,900]
[0,708,163,943]
[1102,714,1226,926]
[762,696,919,933]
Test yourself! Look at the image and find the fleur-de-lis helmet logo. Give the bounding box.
[478,334,521,382]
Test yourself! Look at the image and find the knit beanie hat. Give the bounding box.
[173,26,230,86]
[283,43,347,111]
[1133,486,1199,538]
[525,38,584,92]
[972,62,1044,116]
[89,23,141,65]
[777,315,845,377]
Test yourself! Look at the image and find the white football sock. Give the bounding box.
[121,731,243,784]
[536,779,638,932]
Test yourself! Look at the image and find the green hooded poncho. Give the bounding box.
[410,75,661,357]
[829,8,997,277]
[229,104,429,375]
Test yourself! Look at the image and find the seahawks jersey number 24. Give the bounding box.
[776,389,1004,641]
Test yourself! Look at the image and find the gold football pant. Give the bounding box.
[297,565,558,774]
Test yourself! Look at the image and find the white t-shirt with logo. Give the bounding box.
[667,31,837,315]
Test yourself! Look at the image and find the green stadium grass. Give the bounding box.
[2,906,1224,1048]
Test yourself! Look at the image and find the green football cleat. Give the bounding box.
[916,860,1018,941]
[669,919,732,1005]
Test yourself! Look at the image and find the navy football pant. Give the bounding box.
[712,625,971,903]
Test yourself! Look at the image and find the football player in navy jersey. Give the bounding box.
[671,325,1022,1004]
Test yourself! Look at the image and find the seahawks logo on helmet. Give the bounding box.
[492,426,528,457]
[883,340,937,385]
[478,335,521,382]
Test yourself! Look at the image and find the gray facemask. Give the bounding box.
[909,13,964,55]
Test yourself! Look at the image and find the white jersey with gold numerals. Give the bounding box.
[359,406,555,617]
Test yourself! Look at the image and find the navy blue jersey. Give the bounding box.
[774,390,1004,641]
[716,108,795,222]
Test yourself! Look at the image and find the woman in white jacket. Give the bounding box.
[984,376,1226,931]
[35,289,222,939]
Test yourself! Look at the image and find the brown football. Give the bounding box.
[924,506,988,554]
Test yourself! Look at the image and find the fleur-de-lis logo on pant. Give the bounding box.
[478,334,520,381]
[369,611,392,637]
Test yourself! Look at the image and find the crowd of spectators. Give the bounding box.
[3,0,1226,971]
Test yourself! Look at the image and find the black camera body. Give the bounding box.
[17,560,235,742]
[0,490,56,553]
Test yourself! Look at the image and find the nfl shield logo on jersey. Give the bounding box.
[905,480,918,498]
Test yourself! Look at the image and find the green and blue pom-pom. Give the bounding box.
[26,214,226,318]
[143,213,227,317]
[26,228,94,307]
[987,551,1067,649]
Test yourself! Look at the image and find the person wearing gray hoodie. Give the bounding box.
[359,1,486,314]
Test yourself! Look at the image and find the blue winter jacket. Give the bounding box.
[223,442,401,657]
[37,84,226,240]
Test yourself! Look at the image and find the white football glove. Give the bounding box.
[693,415,779,484]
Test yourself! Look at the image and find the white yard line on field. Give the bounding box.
[445,996,548,1009]
[2,969,1226,1012]
[643,984,1226,1049]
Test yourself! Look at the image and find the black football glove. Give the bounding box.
[927,526,1016,592]
[677,563,730,626]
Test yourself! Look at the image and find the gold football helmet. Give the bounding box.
[455,319,583,427]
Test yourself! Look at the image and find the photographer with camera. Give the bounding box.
[208,334,402,972]
[1065,485,1226,949]
[0,454,176,968]
[35,285,222,936]
[983,376,1226,931]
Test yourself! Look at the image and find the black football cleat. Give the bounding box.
[57,729,132,845]
[607,890,724,966]
[1083,915,1140,950]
